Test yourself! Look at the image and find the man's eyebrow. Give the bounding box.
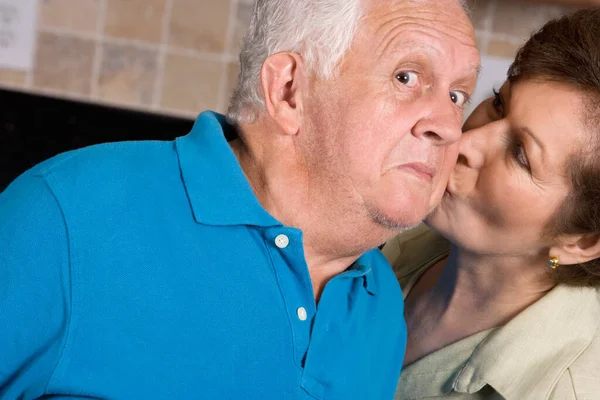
[453,63,481,93]
[461,63,481,80]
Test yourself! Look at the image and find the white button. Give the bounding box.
[275,234,289,249]
[297,307,307,321]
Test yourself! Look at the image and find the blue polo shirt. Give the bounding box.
[0,111,406,399]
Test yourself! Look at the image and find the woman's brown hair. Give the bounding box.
[508,8,600,286]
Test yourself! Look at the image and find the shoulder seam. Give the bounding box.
[33,151,79,178]
[40,174,75,394]
[568,368,578,399]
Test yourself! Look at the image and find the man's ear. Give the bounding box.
[260,52,307,136]
[550,233,600,265]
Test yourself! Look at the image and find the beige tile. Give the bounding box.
[39,0,101,33]
[169,0,231,53]
[485,38,523,59]
[104,0,166,43]
[33,32,95,95]
[97,43,159,106]
[491,0,571,38]
[230,1,252,55]
[161,53,223,113]
[470,0,493,30]
[0,68,27,86]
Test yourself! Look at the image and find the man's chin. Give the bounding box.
[367,205,425,232]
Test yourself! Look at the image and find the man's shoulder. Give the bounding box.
[35,139,177,180]
[14,139,180,197]
[1,138,185,226]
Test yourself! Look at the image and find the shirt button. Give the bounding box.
[297,307,308,321]
[275,234,289,249]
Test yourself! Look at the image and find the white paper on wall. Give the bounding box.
[0,0,38,70]
[463,55,514,122]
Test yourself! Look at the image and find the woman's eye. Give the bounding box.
[450,91,468,107]
[492,88,504,116]
[395,71,419,88]
[513,141,530,170]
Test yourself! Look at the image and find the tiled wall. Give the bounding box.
[0,0,581,118]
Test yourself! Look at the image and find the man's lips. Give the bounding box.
[397,162,435,182]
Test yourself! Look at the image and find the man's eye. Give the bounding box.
[450,91,468,107]
[395,71,419,88]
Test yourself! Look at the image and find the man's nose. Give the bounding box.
[411,92,463,145]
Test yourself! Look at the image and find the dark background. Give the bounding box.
[0,88,194,191]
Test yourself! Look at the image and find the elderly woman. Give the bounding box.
[384,9,600,400]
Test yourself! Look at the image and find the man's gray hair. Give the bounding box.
[227,0,471,124]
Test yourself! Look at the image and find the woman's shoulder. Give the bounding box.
[549,288,600,399]
[561,307,600,399]
[382,224,450,291]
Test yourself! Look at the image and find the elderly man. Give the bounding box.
[0,0,478,398]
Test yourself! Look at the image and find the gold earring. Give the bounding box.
[548,256,560,269]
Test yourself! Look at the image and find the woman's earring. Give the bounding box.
[548,256,560,269]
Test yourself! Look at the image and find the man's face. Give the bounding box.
[301,0,480,230]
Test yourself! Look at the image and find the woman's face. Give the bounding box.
[427,79,586,257]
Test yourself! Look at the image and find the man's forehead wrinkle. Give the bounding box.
[368,1,472,31]
[369,9,475,59]
[369,0,464,11]
[374,23,476,62]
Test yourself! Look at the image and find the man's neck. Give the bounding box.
[229,129,392,301]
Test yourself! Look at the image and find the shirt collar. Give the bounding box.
[175,111,281,227]
[351,250,381,296]
[176,111,379,295]
[397,329,494,399]
[454,285,600,399]
[398,285,600,400]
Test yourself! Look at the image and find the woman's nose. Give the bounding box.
[457,120,502,170]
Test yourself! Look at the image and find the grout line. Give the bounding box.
[474,24,527,59]
[0,82,197,119]
[481,32,527,45]
[39,25,100,41]
[25,0,43,89]
[478,0,497,56]
[216,0,239,113]
[166,47,239,63]
[37,25,240,63]
[90,0,108,98]
[0,81,34,93]
[25,69,33,88]
[152,0,173,110]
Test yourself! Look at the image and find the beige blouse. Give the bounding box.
[382,224,600,400]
